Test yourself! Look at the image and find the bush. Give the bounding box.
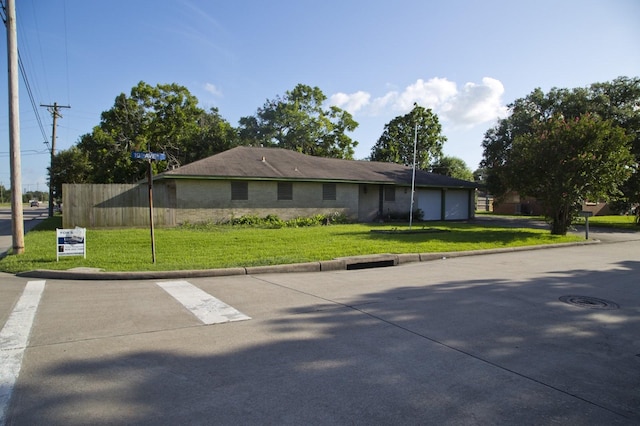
[382,209,424,222]
[181,212,352,230]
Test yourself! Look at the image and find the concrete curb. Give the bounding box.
[16,239,600,281]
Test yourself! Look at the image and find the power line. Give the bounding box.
[1,0,51,150]
[19,51,50,149]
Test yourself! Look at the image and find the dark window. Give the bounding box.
[322,183,336,200]
[384,186,395,202]
[277,182,293,200]
[231,181,248,200]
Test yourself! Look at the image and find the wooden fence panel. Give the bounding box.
[63,183,175,228]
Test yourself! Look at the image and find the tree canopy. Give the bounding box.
[48,146,91,200]
[430,156,473,181]
[50,82,238,188]
[369,104,446,170]
[238,84,359,159]
[481,77,637,234]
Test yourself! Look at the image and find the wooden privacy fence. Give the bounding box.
[63,183,176,228]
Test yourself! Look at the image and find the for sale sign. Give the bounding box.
[56,227,86,261]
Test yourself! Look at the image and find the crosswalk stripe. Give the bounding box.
[156,280,251,325]
[0,280,46,425]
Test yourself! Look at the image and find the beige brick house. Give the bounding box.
[63,146,477,228]
[155,146,477,224]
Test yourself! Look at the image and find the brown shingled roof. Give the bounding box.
[158,146,476,189]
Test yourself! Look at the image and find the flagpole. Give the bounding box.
[409,123,417,229]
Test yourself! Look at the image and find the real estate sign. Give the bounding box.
[56,227,86,261]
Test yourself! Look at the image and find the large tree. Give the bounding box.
[588,77,640,211]
[238,84,358,159]
[483,77,640,216]
[482,82,635,234]
[48,146,92,201]
[370,104,446,170]
[430,156,473,181]
[56,82,238,184]
[77,82,204,183]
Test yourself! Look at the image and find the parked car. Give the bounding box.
[30,200,40,207]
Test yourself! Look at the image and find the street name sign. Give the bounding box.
[131,151,166,161]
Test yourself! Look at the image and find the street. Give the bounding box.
[1,233,639,425]
[0,206,48,256]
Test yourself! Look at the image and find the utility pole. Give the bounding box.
[41,102,70,217]
[6,0,24,254]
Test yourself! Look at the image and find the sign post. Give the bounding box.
[131,151,166,263]
[579,211,593,239]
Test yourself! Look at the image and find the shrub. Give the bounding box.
[180,212,352,229]
[383,209,424,222]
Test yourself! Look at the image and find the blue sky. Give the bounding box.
[1,0,639,192]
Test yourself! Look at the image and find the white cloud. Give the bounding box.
[369,91,398,115]
[329,76,507,127]
[329,91,370,113]
[395,77,457,111]
[442,77,508,126]
[204,82,223,97]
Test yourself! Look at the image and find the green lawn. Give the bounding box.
[0,216,584,273]
[574,214,639,230]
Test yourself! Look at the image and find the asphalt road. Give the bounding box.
[1,229,639,425]
[0,206,48,256]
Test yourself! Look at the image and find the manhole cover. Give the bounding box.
[559,295,620,310]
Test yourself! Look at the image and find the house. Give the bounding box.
[154,146,477,224]
[492,191,613,216]
[62,146,478,228]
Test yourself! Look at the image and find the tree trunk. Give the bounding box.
[550,205,570,235]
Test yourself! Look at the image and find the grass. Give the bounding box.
[0,216,584,273]
[574,214,639,230]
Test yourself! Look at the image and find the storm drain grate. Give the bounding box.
[559,295,620,310]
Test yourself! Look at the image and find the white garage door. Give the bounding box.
[445,190,469,220]
[417,190,441,220]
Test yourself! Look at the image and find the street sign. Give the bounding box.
[131,151,166,161]
[130,151,165,264]
[579,211,593,217]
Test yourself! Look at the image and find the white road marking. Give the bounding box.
[0,280,46,425]
[156,280,251,325]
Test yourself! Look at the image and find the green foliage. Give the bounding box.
[370,104,446,169]
[48,146,92,200]
[181,212,351,230]
[0,183,7,203]
[238,84,359,159]
[382,209,424,222]
[481,77,639,235]
[53,82,238,185]
[430,156,474,181]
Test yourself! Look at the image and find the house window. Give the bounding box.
[231,181,248,200]
[384,186,395,202]
[322,183,336,200]
[277,182,293,200]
